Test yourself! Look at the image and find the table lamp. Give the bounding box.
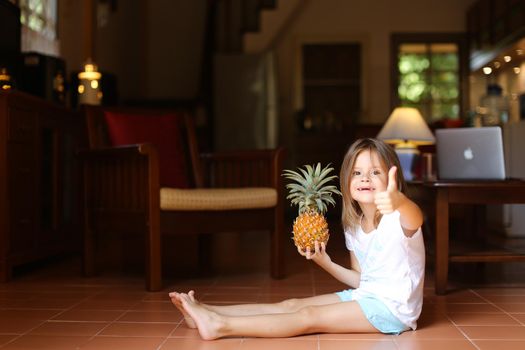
[377,107,435,180]
[78,60,103,105]
[0,67,13,90]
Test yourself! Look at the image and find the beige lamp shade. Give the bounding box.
[377,107,435,146]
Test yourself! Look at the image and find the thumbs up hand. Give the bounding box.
[374,166,405,215]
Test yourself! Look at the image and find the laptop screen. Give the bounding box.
[435,127,506,180]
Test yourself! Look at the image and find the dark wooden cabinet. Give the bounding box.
[293,43,361,170]
[0,91,82,282]
[300,43,361,133]
[293,131,351,174]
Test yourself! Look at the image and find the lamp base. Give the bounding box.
[395,148,419,181]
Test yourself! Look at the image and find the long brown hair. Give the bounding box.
[340,138,407,232]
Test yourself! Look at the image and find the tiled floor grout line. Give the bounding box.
[0,321,45,349]
[439,289,496,350]
[391,336,403,349]
[0,287,104,349]
[443,311,482,350]
[86,296,148,343]
[470,288,525,327]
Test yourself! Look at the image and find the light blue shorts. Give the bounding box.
[335,289,409,335]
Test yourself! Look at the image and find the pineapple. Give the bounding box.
[283,163,342,252]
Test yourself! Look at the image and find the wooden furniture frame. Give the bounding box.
[417,180,525,295]
[80,106,286,291]
[0,91,81,282]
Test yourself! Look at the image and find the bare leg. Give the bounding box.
[170,289,340,319]
[179,293,378,340]
[203,292,341,316]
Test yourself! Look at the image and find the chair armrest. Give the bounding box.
[79,143,160,211]
[78,143,157,158]
[200,147,286,189]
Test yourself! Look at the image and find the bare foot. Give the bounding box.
[180,292,225,340]
[169,291,197,328]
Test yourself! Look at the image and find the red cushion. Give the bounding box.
[104,111,189,188]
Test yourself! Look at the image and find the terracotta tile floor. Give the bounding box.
[1,230,525,349]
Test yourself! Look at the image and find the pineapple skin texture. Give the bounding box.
[292,211,329,251]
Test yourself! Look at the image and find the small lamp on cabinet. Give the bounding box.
[78,60,102,105]
[377,107,435,181]
[0,67,13,90]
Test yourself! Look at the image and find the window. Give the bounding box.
[12,0,58,55]
[391,33,468,122]
[18,0,57,40]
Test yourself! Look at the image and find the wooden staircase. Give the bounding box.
[213,0,305,53]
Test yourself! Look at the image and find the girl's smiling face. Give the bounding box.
[350,149,388,203]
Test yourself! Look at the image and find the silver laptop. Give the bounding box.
[436,127,506,180]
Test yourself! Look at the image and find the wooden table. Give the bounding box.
[416,180,525,295]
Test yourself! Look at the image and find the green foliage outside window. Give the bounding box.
[398,47,460,121]
[19,0,57,40]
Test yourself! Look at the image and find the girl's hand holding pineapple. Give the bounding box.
[283,163,342,255]
[299,241,332,267]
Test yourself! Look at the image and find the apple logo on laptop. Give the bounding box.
[463,147,474,160]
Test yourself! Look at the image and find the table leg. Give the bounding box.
[435,189,449,295]
[0,259,9,282]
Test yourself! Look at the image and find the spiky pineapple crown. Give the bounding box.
[283,163,342,215]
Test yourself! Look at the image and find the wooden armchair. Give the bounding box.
[79,106,285,291]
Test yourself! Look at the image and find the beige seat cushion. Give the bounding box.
[160,187,277,211]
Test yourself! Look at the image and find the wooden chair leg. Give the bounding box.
[146,226,162,292]
[82,167,95,278]
[198,233,214,277]
[271,208,285,279]
[0,259,10,282]
[83,227,95,277]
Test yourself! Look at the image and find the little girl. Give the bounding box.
[170,138,425,340]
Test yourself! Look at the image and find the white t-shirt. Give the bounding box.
[344,211,425,330]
